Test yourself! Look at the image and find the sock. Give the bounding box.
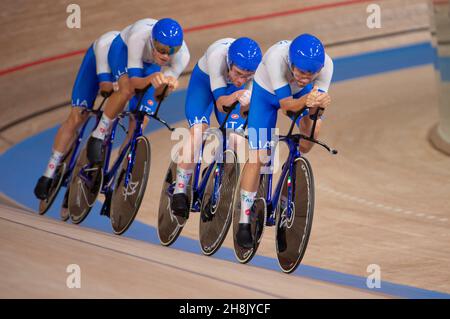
[173,167,193,194]
[43,150,64,178]
[92,114,113,140]
[239,189,257,224]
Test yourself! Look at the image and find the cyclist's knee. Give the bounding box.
[190,123,206,147]
[248,149,266,167]
[179,124,206,163]
[117,76,133,100]
[228,133,245,150]
[65,108,87,131]
[299,141,313,154]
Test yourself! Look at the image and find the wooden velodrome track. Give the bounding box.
[1,0,449,298]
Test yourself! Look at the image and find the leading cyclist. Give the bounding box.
[236,34,334,248]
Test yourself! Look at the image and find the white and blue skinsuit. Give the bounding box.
[185,38,250,132]
[107,18,190,113]
[247,40,334,150]
[71,30,119,109]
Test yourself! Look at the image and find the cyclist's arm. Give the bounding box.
[216,92,240,112]
[279,54,333,113]
[206,48,236,112]
[265,51,308,112]
[279,94,308,112]
[163,42,190,83]
[127,29,151,90]
[301,56,333,122]
[314,54,333,93]
[94,32,119,93]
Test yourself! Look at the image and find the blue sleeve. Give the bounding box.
[128,67,144,78]
[97,73,114,83]
[212,87,228,101]
[274,84,292,101]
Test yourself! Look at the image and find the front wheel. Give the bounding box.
[199,150,239,256]
[110,136,151,235]
[275,156,315,274]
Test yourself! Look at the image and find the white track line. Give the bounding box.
[318,185,449,224]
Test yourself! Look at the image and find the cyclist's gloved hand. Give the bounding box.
[315,92,331,109]
[306,85,321,108]
[166,76,179,91]
[149,72,166,89]
[238,89,251,107]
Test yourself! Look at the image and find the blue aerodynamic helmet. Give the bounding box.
[289,33,325,73]
[227,37,262,72]
[152,18,184,48]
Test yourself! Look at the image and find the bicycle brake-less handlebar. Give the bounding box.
[133,84,175,131]
[285,106,337,155]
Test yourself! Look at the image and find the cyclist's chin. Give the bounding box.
[296,80,310,87]
[156,58,169,66]
[232,80,244,87]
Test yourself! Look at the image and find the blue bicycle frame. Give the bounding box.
[168,101,240,213]
[62,95,110,188]
[101,85,173,194]
[260,107,310,226]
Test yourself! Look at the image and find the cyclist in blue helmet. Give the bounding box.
[170,37,262,218]
[34,30,120,214]
[289,33,325,74]
[86,18,190,166]
[235,34,334,248]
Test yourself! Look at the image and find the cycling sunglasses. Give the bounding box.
[153,40,181,56]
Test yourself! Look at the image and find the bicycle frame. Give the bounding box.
[174,101,240,213]
[77,85,173,200]
[62,95,110,188]
[190,134,225,212]
[62,114,99,187]
[101,113,140,192]
[260,106,337,227]
[262,110,308,226]
[102,99,172,193]
[263,137,301,226]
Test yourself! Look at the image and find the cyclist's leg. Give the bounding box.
[34,46,98,199]
[227,132,246,160]
[299,118,322,153]
[171,64,214,216]
[125,62,160,144]
[88,35,133,163]
[236,81,278,246]
[53,108,90,153]
[116,62,159,159]
[211,83,248,162]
